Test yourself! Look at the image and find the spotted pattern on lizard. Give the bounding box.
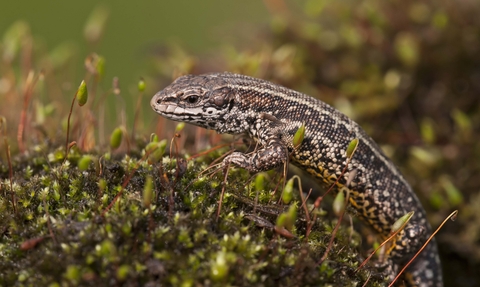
[150,72,443,287]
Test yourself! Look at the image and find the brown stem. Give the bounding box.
[17,71,39,152]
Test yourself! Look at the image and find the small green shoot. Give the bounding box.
[175,122,185,133]
[138,78,146,92]
[65,80,88,158]
[146,139,167,163]
[391,211,415,233]
[346,138,359,158]
[76,80,88,106]
[150,133,159,143]
[254,173,266,192]
[132,77,146,142]
[143,175,153,208]
[78,155,94,171]
[275,204,297,238]
[110,127,123,150]
[439,176,463,207]
[293,122,305,148]
[276,203,297,231]
[282,177,294,204]
[333,190,346,216]
[210,251,229,282]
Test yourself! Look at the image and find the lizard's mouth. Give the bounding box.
[153,103,174,114]
[151,101,205,121]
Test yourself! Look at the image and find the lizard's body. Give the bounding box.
[151,72,442,287]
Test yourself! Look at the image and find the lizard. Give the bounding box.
[150,72,443,287]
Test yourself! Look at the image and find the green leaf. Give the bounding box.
[346,138,359,158]
[77,155,93,171]
[65,265,80,281]
[293,123,306,147]
[282,178,294,204]
[440,176,463,207]
[138,78,146,92]
[420,118,436,145]
[110,127,123,149]
[76,80,88,107]
[175,122,185,133]
[394,32,419,67]
[210,251,229,282]
[150,133,159,143]
[116,265,130,281]
[146,139,167,162]
[451,109,471,134]
[254,173,265,192]
[95,55,105,79]
[276,204,297,231]
[333,191,346,216]
[143,176,153,208]
[391,211,414,233]
[2,21,30,62]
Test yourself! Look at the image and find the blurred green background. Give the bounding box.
[0,0,269,89]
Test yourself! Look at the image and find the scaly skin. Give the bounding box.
[150,72,443,287]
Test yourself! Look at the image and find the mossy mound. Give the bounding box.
[0,143,385,286]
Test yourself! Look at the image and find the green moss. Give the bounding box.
[0,142,386,286]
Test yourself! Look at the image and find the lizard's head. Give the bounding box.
[151,73,235,130]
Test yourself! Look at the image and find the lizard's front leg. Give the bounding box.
[223,137,288,173]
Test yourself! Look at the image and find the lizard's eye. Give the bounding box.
[186,95,199,104]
